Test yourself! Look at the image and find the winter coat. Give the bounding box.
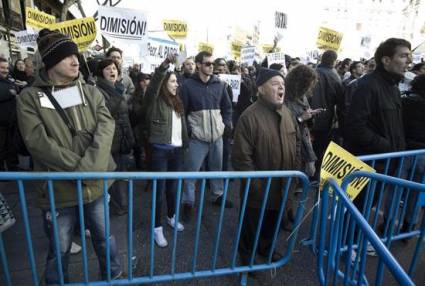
[180,73,232,142]
[344,66,405,155]
[144,66,188,147]
[286,95,317,164]
[402,92,425,150]
[0,76,18,126]
[310,64,344,132]
[96,77,135,155]
[232,97,301,210]
[16,70,116,209]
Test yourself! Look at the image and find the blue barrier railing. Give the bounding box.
[0,171,311,286]
[318,178,415,286]
[304,149,425,252]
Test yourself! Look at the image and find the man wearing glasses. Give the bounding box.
[180,51,233,222]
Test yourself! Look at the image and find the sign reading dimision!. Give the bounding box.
[162,20,187,38]
[316,27,343,51]
[50,17,97,52]
[26,7,56,30]
[98,6,148,44]
[320,142,375,201]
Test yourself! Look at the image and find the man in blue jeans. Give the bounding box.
[180,51,233,222]
[16,29,122,283]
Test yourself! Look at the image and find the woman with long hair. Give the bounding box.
[285,64,319,177]
[143,54,188,247]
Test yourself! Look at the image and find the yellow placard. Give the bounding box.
[26,7,56,30]
[50,17,97,52]
[261,44,281,54]
[231,41,242,58]
[198,42,214,54]
[316,27,343,51]
[162,20,188,38]
[320,142,375,201]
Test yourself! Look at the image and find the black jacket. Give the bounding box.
[0,77,18,126]
[310,64,344,132]
[344,66,405,155]
[96,78,135,154]
[402,92,425,150]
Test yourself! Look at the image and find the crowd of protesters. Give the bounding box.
[1,28,425,283]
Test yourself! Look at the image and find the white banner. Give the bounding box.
[98,6,148,45]
[15,29,38,48]
[240,46,256,66]
[219,74,241,103]
[267,52,286,66]
[275,11,287,29]
[141,37,179,74]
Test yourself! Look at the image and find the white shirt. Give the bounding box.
[171,110,182,147]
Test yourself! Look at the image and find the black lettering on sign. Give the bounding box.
[275,12,287,29]
[319,30,342,45]
[100,16,147,37]
[164,22,187,33]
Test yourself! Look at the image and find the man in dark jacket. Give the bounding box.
[181,51,233,221]
[310,50,344,179]
[345,38,411,221]
[177,56,195,86]
[232,68,300,266]
[0,57,19,171]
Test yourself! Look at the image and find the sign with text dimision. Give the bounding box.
[162,20,188,38]
[50,17,96,52]
[316,27,343,51]
[25,7,56,30]
[320,141,375,201]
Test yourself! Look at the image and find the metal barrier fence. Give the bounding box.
[304,149,425,254]
[0,171,310,286]
[318,178,417,286]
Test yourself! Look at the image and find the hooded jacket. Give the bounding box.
[180,73,232,142]
[16,70,116,209]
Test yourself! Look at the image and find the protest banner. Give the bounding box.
[241,46,256,66]
[15,29,38,48]
[198,42,214,54]
[275,11,287,29]
[98,6,148,45]
[218,74,241,103]
[26,7,55,30]
[141,37,179,73]
[162,19,188,38]
[50,17,96,52]
[267,52,287,74]
[262,44,280,53]
[320,141,375,201]
[316,27,343,51]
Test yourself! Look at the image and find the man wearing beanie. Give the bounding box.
[16,29,122,283]
[232,68,300,269]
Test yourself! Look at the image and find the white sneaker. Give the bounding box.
[154,226,168,247]
[167,215,184,231]
[70,241,81,254]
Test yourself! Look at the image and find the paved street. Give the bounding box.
[1,178,424,285]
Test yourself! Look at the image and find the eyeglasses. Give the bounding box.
[202,62,213,67]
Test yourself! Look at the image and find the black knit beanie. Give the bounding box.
[37,28,79,71]
[256,68,284,86]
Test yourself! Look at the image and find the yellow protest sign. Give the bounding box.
[198,42,214,54]
[50,17,97,52]
[162,20,188,38]
[231,41,242,59]
[316,27,343,51]
[26,7,56,30]
[261,44,280,54]
[320,142,375,201]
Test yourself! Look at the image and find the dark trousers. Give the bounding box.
[312,130,332,180]
[151,146,183,227]
[238,207,279,263]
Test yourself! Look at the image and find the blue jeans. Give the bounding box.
[183,138,223,205]
[151,146,184,227]
[42,197,121,284]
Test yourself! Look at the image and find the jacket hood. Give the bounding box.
[191,72,221,84]
[32,68,85,88]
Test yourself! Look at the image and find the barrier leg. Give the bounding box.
[0,233,12,286]
[240,272,248,286]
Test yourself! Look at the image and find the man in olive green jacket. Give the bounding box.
[16,29,122,284]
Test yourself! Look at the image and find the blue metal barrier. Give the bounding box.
[304,149,425,252]
[318,178,415,286]
[0,171,310,286]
